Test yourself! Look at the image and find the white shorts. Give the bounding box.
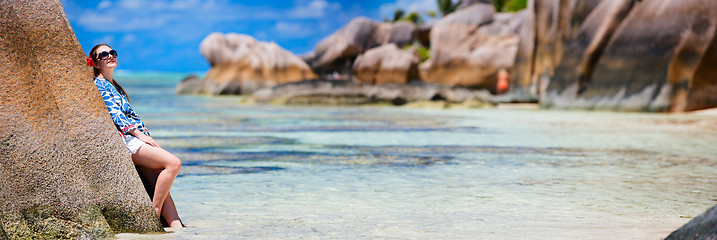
[124,135,146,154]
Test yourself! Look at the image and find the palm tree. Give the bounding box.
[437,0,462,16]
[405,11,422,24]
[393,8,406,22]
[492,0,507,12]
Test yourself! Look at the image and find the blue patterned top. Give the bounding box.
[94,77,150,138]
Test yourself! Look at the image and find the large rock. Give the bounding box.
[459,0,491,9]
[0,0,163,238]
[419,4,520,92]
[510,3,537,96]
[186,33,317,95]
[353,44,419,85]
[531,0,601,95]
[308,17,417,76]
[542,0,717,111]
[664,204,717,240]
[543,0,636,104]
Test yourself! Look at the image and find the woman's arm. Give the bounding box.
[96,80,139,135]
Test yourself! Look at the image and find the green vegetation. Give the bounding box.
[461,0,528,12]
[437,0,462,16]
[504,0,528,12]
[403,43,431,63]
[393,8,405,22]
[490,0,528,12]
[385,8,424,24]
[491,0,508,12]
[404,11,422,24]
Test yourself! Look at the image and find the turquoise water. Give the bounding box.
[115,73,717,239]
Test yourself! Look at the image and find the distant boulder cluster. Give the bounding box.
[181,0,717,112]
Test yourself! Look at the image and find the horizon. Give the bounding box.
[60,0,447,73]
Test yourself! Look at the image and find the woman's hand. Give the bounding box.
[129,129,160,148]
[138,134,160,148]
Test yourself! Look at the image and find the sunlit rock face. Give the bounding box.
[189,33,317,95]
[0,0,162,238]
[307,17,417,76]
[541,0,717,111]
[419,4,522,92]
[528,0,602,96]
[353,44,419,85]
[542,0,636,105]
[510,5,537,97]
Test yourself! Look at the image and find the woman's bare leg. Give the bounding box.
[132,145,181,217]
[162,194,182,228]
[137,166,182,228]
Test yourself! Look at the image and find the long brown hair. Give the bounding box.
[90,44,130,102]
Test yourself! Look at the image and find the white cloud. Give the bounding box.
[379,0,439,20]
[97,1,112,9]
[288,0,341,19]
[120,34,136,44]
[77,11,170,31]
[168,0,202,10]
[75,0,347,33]
[274,21,316,39]
[117,0,144,9]
[93,34,115,45]
[275,22,303,32]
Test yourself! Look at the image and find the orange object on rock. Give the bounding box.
[497,69,510,94]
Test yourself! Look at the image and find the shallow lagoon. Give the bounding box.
[116,73,717,239]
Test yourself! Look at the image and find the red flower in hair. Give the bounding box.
[86,55,94,66]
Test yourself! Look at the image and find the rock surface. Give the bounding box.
[251,80,492,106]
[664,204,717,240]
[307,17,417,76]
[0,0,163,238]
[543,0,636,105]
[175,74,201,94]
[542,0,717,111]
[419,4,520,92]
[530,0,602,96]
[353,44,419,85]
[185,33,317,95]
[511,5,537,96]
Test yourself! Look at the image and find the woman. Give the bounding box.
[88,44,183,228]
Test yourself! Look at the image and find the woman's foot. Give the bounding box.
[169,220,183,228]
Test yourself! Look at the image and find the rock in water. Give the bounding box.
[0,0,163,238]
[353,44,419,85]
[664,204,717,240]
[189,33,317,95]
[175,74,201,94]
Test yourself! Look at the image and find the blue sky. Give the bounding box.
[60,0,443,73]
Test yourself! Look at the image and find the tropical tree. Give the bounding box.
[393,8,405,22]
[504,0,528,12]
[404,11,422,24]
[385,8,424,24]
[437,0,462,16]
[491,0,507,12]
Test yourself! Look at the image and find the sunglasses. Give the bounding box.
[97,50,118,60]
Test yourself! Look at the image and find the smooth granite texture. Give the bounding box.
[0,0,163,238]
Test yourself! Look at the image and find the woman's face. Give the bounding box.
[94,45,117,70]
